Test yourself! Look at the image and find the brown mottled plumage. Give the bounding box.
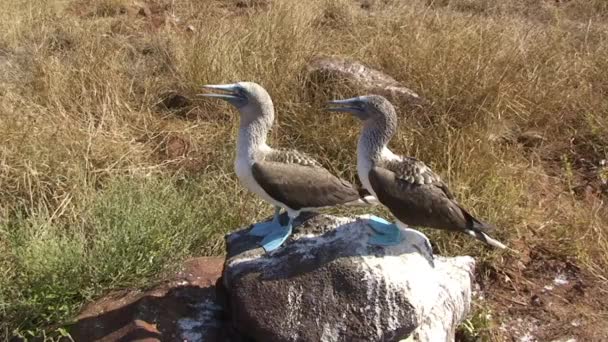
[262,148,323,167]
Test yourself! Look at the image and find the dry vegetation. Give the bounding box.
[1,0,607,340]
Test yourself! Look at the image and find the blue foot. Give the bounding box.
[366,216,395,235]
[249,220,281,237]
[366,216,402,246]
[260,224,293,252]
[249,207,281,237]
[368,227,401,246]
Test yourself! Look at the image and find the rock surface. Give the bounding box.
[66,216,475,342]
[224,214,475,342]
[68,257,232,342]
[305,56,424,107]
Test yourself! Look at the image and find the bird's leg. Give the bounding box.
[260,215,294,253]
[366,216,402,246]
[249,206,282,237]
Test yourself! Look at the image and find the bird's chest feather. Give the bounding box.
[357,148,375,196]
[235,154,282,207]
[235,158,256,189]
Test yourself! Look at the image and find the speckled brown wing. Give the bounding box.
[263,149,324,168]
[382,157,454,198]
[251,149,361,210]
[369,157,486,232]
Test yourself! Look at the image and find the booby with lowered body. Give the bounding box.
[327,95,506,248]
[200,82,375,252]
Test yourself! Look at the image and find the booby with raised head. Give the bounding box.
[200,82,375,252]
[327,95,506,248]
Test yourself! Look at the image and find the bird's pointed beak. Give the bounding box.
[198,83,242,101]
[326,97,362,113]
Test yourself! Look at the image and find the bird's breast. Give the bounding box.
[357,149,376,198]
[234,157,251,182]
[235,156,284,208]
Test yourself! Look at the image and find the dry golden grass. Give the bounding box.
[1,0,607,339]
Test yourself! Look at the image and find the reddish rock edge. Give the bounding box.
[67,257,232,342]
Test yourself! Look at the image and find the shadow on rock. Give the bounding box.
[66,257,238,342]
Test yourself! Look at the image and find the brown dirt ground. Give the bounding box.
[476,242,608,341]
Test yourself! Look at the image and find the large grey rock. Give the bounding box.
[223,214,475,342]
[305,56,424,108]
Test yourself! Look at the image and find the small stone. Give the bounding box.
[517,131,545,148]
[531,294,543,307]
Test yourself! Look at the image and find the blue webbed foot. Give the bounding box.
[368,227,401,246]
[260,224,293,252]
[366,215,394,235]
[249,220,282,237]
[249,207,282,237]
[366,216,402,246]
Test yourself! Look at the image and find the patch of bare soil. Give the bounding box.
[479,243,608,341]
[539,134,608,201]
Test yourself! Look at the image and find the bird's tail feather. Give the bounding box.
[465,229,507,249]
[458,204,513,250]
[343,195,378,207]
[459,204,497,231]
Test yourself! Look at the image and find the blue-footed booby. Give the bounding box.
[200,82,375,252]
[327,95,507,249]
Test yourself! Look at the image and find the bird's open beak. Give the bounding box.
[199,84,242,102]
[326,98,362,113]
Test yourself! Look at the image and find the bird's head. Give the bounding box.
[199,81,274,124]
[326,95,396,124]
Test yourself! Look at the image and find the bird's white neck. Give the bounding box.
[358,120,395,164]
[236,106,273,163]
[357,121,398,195]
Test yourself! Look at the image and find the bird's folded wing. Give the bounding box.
[380,157,454,199]
[251,160,360,210]
[368,165,467,228]
[264,148,323,168]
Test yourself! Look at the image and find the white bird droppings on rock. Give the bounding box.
[177,299,224,342]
